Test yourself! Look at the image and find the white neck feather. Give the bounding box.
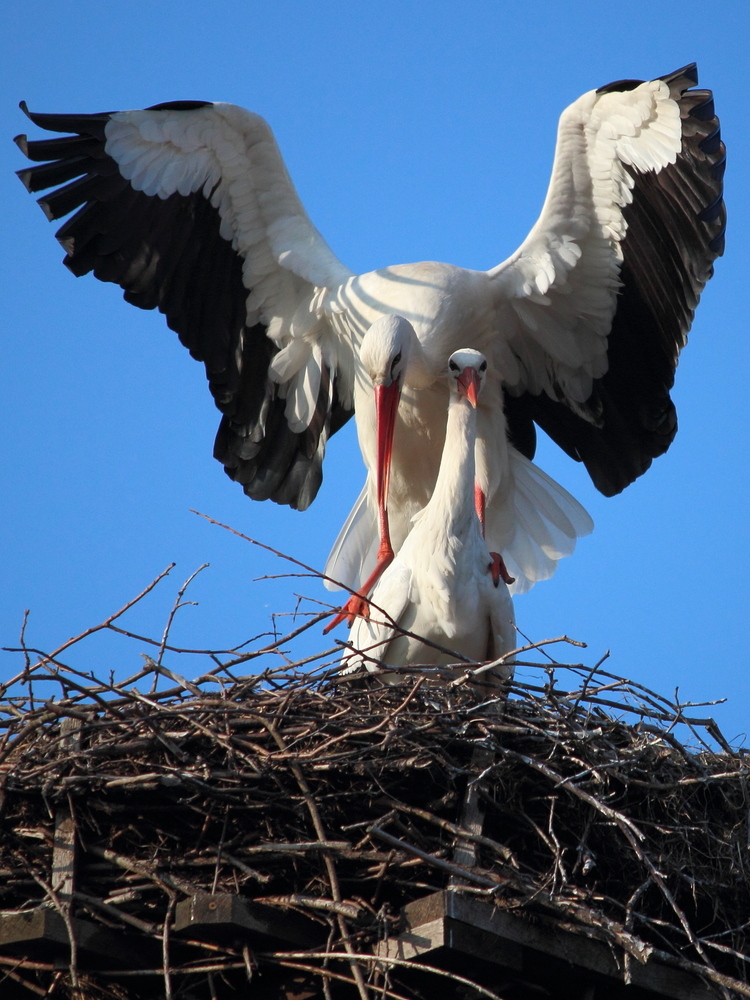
[403,333,435,390]
[424,392,477,533]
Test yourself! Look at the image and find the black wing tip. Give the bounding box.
[699,125,723,155]
[660,62,699,90]
[596,77,644,96]
[219,417,324,510]
[687,93,715,122]
[709,231,726,257]
[597,63,700,97]
[17,107,112,136]
[19,101,213,145]
[37,196,56,223]
[698,193,725,225]
[216,360,353,512]
[145,100,213,112]
[15,166,33,192]
[58,235,76,257]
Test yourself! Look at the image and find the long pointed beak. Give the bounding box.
[375,381,401,510]
[457,367,480,407]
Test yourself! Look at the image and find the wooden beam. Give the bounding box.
[0,907,145,965]
[451,744,493,871]
[378,892,717,1000]
[51,717,82,902]
[173,894,323,948]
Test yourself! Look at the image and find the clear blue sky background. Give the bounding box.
[2,2,747,742]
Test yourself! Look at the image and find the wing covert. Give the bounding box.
[15,101,356,509]
[490,64,725,495]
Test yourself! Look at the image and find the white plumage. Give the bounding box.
[16,65,725,621]
[343,349,516,679]
[324,315,592,632]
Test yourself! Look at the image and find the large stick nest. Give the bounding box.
[1,566,749,999]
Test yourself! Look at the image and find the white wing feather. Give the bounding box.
[328,449,592,597]
[324,483,379,593]
[490,79,683,409]
[491,450,594,594]
[105,104,357,409]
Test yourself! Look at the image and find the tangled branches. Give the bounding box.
[0,563,748,999]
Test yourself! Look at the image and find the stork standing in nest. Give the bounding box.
[324,314,592,629]
[342,348,516,684]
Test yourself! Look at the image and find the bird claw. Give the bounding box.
[323,593,371,632]
[489,552,515,587]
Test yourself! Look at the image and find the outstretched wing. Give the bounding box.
[15,101,356,510]
[491,64,725,496]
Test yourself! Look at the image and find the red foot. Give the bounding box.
[489,552,515,587]
[324,593,372,633]
[325,542,395,634]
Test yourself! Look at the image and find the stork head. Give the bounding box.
[360,315,416,511]
[447,349,488,408]
[360,314,414,388]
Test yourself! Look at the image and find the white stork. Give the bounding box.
[15,64,725,618]
[342,348,516,679]
[324,314,593,629]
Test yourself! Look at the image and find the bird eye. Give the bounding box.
[449,360,459,371]
[391,352,402,373]
[480,361,487,372]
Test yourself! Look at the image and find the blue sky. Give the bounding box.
[2,2,748,742]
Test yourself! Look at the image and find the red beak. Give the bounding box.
[457,367,480,407]
[375,381,401,511]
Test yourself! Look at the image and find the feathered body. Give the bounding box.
[16,65,725,600]
[344,350,516,674]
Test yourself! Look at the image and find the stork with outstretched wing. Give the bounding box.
[15,64,724,622]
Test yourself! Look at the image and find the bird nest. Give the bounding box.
[1,564,749,999]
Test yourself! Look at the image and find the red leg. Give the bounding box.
[488,552,515,587]
[326,379,401,632]
[324,486,395,632]
[474,483,486,533]
[474,483,514,587]
[323,539,394,631]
